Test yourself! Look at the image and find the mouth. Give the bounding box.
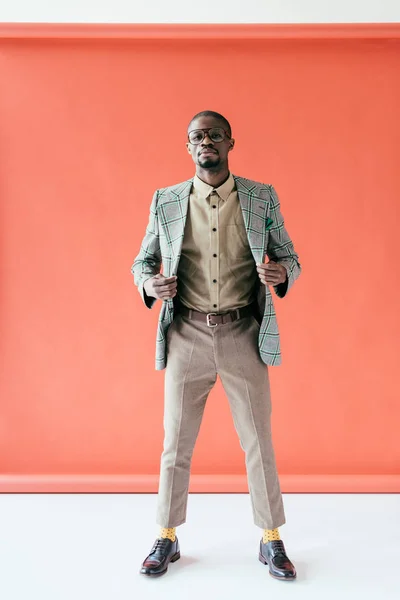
[200,149,218,156]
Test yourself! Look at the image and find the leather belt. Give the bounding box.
[175,301,258,328]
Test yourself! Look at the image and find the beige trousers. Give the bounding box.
[155,310,286,530]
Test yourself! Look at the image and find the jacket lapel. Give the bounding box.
[233,175,270,264]
[157,179,193,273]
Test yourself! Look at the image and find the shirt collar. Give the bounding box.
[192,172,235,202]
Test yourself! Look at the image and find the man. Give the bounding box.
[131,110,302,580]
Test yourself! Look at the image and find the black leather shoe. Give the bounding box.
[140,537,181,577]
[259,539,297,580]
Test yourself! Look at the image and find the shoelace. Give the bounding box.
[152,538,171,553]
[269,540,286,556]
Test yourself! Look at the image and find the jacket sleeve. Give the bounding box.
[130,189,162,309]
[266,185,302,298]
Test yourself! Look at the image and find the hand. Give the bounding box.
[256,260,287,286]
[144,274,178,300]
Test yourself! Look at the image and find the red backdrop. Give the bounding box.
[0,25,399,492]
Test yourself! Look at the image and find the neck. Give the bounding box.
[195,166,230,188]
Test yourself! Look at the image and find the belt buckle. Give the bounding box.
[206,312,218,328]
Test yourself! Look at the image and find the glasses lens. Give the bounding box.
[188,130,204,144]
[209,128,225,142]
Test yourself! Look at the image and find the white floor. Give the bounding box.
[0,492,399,599]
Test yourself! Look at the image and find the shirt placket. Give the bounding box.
[209,190,220,313]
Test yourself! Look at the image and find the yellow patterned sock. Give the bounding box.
[263,528,280,543]
[159,527,176,542]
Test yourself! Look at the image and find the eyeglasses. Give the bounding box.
[187,127,231,145]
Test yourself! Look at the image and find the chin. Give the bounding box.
[198,157,220,168]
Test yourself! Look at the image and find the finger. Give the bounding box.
[259,274,279,285]
[256,265,277,274]
[257,268,277,279]
[157,286,176,294]
[154,281,177,291]
[259,272,279,283]
[257,262,278,269]
[154,276,176,285]
[161,293,176,300]
[157,280,177,288]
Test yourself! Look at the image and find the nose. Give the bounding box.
[202,131,214,144]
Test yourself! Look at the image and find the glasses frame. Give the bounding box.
[187,127,231,145]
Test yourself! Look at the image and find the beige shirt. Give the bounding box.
[176,172,259,313]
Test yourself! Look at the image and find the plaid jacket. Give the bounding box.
[131,174,301,370]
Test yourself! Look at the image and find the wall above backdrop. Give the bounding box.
[0,0,399,24]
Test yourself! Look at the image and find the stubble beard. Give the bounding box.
[198,155,221,169]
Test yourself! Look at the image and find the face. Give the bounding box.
[186,116,235,170]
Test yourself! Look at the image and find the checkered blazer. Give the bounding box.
[131,174,301,370]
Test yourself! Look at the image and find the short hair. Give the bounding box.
[187,110,231,137]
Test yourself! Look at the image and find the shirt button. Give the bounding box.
[213,304,217,308]
[212,205,216,209]
[213,254,217,257]
[212,228,217,232]
[213,279,217,283]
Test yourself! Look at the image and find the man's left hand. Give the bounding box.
[256,261,287,286]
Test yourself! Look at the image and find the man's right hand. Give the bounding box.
[143,274,178,300]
